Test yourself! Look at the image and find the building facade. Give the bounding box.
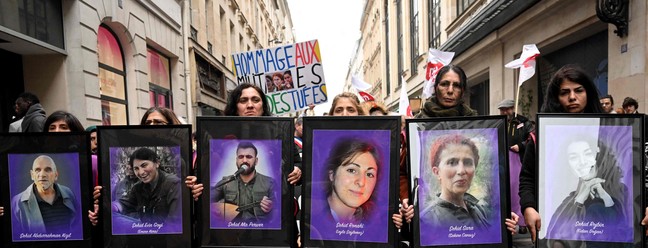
[348,0,643,118]
[0,0,191,130]
[0,0,294,131]
[187,0,294,116]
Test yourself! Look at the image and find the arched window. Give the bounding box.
[147,48,172,108]
[97,25,128,125]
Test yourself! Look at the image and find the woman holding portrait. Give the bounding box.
[417,65,478,118]
[518,65,619,244]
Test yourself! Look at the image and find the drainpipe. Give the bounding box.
[182,0,194,125]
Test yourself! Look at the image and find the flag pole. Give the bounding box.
[514,81,520,118]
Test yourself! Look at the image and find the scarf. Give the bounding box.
[418,97,478,117]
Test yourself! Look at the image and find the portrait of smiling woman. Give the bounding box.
[323,137,380,223]
[543,132,629,247]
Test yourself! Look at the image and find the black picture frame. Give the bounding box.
[98,125,192,247]
[536,114,644,247]
[196,116,295,247]
[406,115,510,248]
[301,116,400,248]
[0,132,93,247]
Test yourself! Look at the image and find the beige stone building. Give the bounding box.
[188,0,295,116]
[348,0,642,118]
[0,0,190,128]
[0,0,294,131]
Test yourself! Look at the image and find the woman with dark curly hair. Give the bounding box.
[43,110,85,132]
[519,65,605,242]
[224,83,272,116]
[324,137,380,223]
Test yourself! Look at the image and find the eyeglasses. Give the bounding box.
[145,119,169,125]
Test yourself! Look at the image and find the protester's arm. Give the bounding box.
[399,138,410,201]
[517,120,534,153]
[519,141,541,241]
[287,144,302,185]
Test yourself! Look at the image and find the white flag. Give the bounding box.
[505,44,540,87]
[399,77,413,117]
[423,48,455,99]
[351,75,372,91]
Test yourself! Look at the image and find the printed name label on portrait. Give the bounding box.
[448,225,477,238]
[132,222,165,233]
[575,221,605,236]
[19,232,74,239]
[227,221,265,228]
[334,222,366,237]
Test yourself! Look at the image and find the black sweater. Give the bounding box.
[518,141,536,211]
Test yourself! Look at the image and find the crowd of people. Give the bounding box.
[1,63,646,247]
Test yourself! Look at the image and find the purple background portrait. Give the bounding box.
[541,125,633,243]
[209,139,282,230]
[417,128,502,246]
[109,146,183,235]
[309,130,390,243]
[8,153,83,242]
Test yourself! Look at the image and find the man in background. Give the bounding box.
[14,92,46,132]
[498,99,533,163]
[600,95,616,113]
[622,97,639,114]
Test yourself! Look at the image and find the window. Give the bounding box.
[147,48,172,109]
[428,0,441,48]
[410,0,419,74]
[456,0,476,17]
[98,25,128,125]
[196,55,225,98]
[470,79,489,115]
[1,0,65,49]
[397,0,403,86]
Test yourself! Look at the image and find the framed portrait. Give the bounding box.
[537,114,644,247]
[197,117,295,247]
[407,116,510,248]
[98,125,192,247]
[301,116,400,248]
[0,133,93,247]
